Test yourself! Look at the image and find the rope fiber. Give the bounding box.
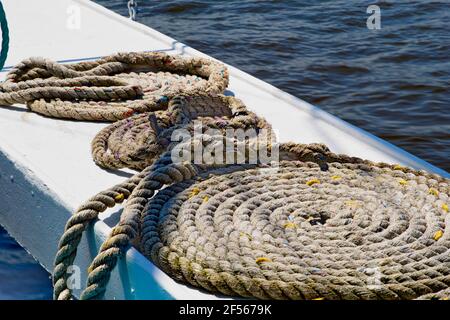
[91,93,271,171]
[0,51,228,121]
[54,140,450,300]
[1,51,448,301]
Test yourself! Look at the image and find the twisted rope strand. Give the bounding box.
[91,93,269,171]
[80,161,200,300]
[76,142,449,300]
[4,52,446,300]
[138,152,449,300]
[0,52,229,121]
[52,166,153,300]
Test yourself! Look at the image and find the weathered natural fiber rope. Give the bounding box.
[54,95,273,299]
[4,51,446,301]
[0,52,229,121]
[91,93,271,171]
[53,141,450,300]
[416,287,450,300]
[142,160,449,300]
[52,164,156,300]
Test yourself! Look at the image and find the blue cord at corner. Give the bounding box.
[0,1,10,71]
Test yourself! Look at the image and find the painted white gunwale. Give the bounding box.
[0,0,447,300]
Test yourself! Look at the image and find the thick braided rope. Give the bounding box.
[0,52,229,121]
[76,143,449,300]
[52,152,199,300]
[80,157,201,300]
[52,159,171,300]
[91,93,270,171]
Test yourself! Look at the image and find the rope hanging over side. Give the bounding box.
[52,159,172,300]
[53,92,274,299]
[0,52,229,121]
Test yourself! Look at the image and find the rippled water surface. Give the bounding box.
[1,0,448,299]
[0,226,52,299]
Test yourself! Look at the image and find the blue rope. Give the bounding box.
[0,1,9,71]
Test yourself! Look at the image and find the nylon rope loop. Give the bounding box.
[0,51,229,121]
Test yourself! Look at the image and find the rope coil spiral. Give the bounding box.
[91,93,271,171]
[54,140,450,300]
[142,159,449,300]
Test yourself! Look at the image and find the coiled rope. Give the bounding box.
[0,51,228,121]
[142,157,449,300]
[91,93,271,171]
[54,95,275,299]
[54,140,450,300]
[2,51,448,300]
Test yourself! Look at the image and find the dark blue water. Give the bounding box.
[1,0,448,299]
[0,227,52,299]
